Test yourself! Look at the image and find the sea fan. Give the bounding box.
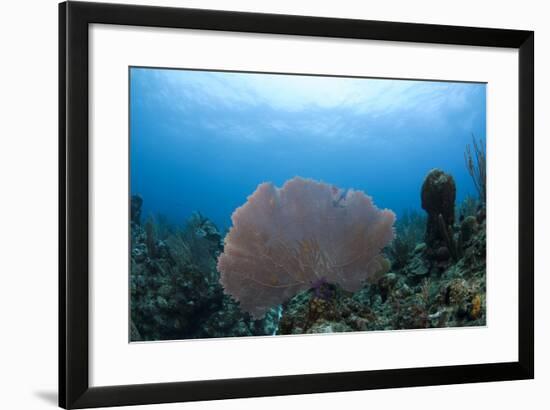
[217,177,395,318]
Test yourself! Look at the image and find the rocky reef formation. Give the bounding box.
[278,168,486,333]
[278,228,485,333]
[130,196,279,341]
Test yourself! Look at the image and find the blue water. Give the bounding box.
[130,67,486,230]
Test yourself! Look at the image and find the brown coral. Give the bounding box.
[217,177,395,318]
[421,169,456,249]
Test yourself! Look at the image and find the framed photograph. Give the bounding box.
[59,1,534,408]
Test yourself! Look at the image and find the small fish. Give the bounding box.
[332,187,348,207]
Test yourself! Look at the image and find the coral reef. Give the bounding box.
[456,195,478,221]
[277,169,486,333]
[217,177,395,319]
[386,209,426,269]
[130,196,278,341]
[131,166,486,340]
[278,211,486,332]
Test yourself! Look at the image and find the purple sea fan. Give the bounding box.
[217,177,396,319]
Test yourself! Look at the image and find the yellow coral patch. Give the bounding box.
[470,294,482,319]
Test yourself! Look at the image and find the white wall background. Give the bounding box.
[0,0,546,409]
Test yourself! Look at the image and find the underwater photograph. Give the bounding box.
[129,67,487,342]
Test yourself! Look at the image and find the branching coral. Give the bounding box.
[217,177,395,319]
[165,212,221,281]
[464,134,486,204]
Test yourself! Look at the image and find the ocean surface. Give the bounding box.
[130,67,486,230]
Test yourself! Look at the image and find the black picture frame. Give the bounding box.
[59,1,534,408]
